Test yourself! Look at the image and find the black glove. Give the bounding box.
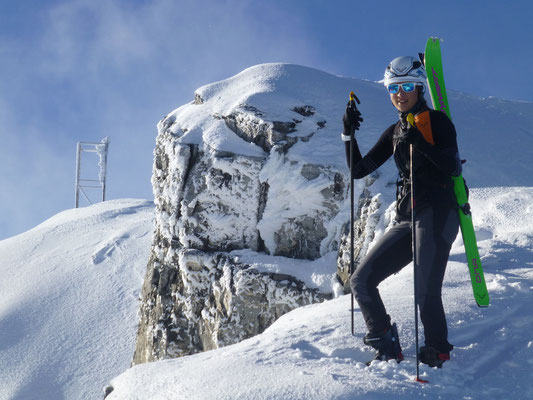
[342,100,363,135]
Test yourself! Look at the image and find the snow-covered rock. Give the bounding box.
[133,64,381,363]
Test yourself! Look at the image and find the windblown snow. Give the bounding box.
[1,63,532,400]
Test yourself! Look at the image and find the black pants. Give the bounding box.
[350,205,459,352]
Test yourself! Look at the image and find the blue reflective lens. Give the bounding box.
[401,83,416,92]
[387,84,400,94]
[388,83,416,94]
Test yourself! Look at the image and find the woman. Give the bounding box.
[341,56,462,367]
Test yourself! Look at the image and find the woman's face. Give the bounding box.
[390,83,419,112]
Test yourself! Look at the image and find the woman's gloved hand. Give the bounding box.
[341,100,363,141]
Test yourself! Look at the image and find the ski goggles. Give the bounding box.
[387,82,417,94]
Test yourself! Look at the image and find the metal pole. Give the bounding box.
[101,138,109,202]
[75,142,82,208]
[350,116,355,336]
[410,143,421,380]
[407,113,428,383]
[347,91,360,336]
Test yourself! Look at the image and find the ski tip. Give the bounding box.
[429,36,443,42]
[415,377,429,384]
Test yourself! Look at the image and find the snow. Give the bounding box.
[257,150,335,256]
[107,188,533,400]
[231,249,342,295]
[1,62,532,399]
[96,137,109,182]
[167,63,399,172]
[0,199,154,400]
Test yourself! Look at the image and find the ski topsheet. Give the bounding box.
[424,37,489,307]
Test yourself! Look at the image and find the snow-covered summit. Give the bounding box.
[162,63,394,167]
[164,62,533,188]
[135,63,365,365]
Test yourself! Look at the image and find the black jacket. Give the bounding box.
[345,104,462,220]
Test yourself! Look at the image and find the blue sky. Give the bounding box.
[0,0,531,240]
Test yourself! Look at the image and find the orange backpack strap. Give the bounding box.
[414,110,434,145]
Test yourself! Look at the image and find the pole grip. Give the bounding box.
[349,90,360,105]
[407,113,415,127]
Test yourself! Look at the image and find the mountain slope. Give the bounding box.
[0,199,154,400]
[108,187,533,399]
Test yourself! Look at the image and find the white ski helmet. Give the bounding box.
[384,56,427,90]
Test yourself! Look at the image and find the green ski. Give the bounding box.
[423,37,489,307]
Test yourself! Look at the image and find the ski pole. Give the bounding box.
[407,113,428,384]
[348,91,360,336]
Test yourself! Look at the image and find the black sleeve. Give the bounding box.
[412,111,462,176]
[344,125,394,179]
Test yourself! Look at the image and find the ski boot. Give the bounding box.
[419,345,451,368]
[364,323,404,365]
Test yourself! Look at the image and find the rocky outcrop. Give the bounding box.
[133,90,347,363]
[132,249,330,364]
[132,64,393,365]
